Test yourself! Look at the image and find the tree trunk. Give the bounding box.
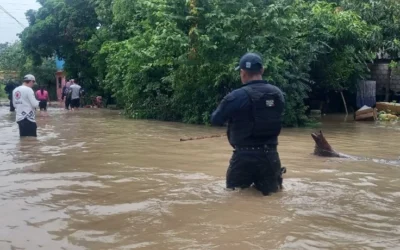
[188,0,198,60]
[340,91,348,115]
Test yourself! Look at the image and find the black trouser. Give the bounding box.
[17,118,37,137]
[39,100,47,111]
[227,145,282,196]
[9,97,15,112]
[65,97,71,110]
[71,98,80,108]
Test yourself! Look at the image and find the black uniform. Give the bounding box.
[62,86,71,110]
[4,82,18,112]
[211,80,285,195]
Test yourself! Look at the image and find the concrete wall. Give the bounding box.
[369,63,389,95]
[369,63,400,95]
[55,71,66,101]
[390,68,400,93]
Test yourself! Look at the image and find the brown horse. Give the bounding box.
[311,130,344,158]
[311,131,400,167]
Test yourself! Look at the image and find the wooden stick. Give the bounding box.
[180,134,225,142]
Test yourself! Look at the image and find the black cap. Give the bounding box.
[235,52,263,71]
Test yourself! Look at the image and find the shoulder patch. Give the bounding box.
[265,99,275,107]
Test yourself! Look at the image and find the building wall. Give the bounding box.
[390,68,400,93]
[55,71,66,101]
[56,57,65,71]
[369,63,389,95]
[369,63,400,95]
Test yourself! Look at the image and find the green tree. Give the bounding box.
[341,0,400,101]
[99,0,383,125]
[19,0,400,125]
[307,2,378,112]
[0,42,26,75]
[20,0,99,79]
[0,42,56,97]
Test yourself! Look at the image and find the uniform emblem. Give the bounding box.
[15,91,21,100]
[246,62,251,68]
[266,99,275,107]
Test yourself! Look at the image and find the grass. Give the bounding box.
[0,84,6,99]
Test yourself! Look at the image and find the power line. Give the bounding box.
[0,4,26,28]
[0,9,37,12]
[0,3,39,5]
[0,9,32,12]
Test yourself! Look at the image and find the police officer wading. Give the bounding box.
[211,53,285,196]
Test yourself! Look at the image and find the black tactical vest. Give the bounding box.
[228,81,284,146]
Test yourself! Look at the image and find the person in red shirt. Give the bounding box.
[35,86,50,112]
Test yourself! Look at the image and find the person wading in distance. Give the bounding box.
[62,81,71,110]
[69,79,82,111]
[36,86,50,114]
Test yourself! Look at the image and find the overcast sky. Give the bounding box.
[0,0,41,43]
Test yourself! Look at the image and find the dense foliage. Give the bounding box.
[0,42,56,98]
[17,0,400,126]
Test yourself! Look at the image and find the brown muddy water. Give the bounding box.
[1,106,400,250]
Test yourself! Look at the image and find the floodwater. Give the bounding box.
[1,106,400,250]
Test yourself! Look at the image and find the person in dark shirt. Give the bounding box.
[4,81,18,112]
[211,52,285,196]
[61,81,71,110]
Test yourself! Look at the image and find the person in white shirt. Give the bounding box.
[69,79,82,111]
[12,74,40,137]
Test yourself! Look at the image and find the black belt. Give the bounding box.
[234,144,277,151]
